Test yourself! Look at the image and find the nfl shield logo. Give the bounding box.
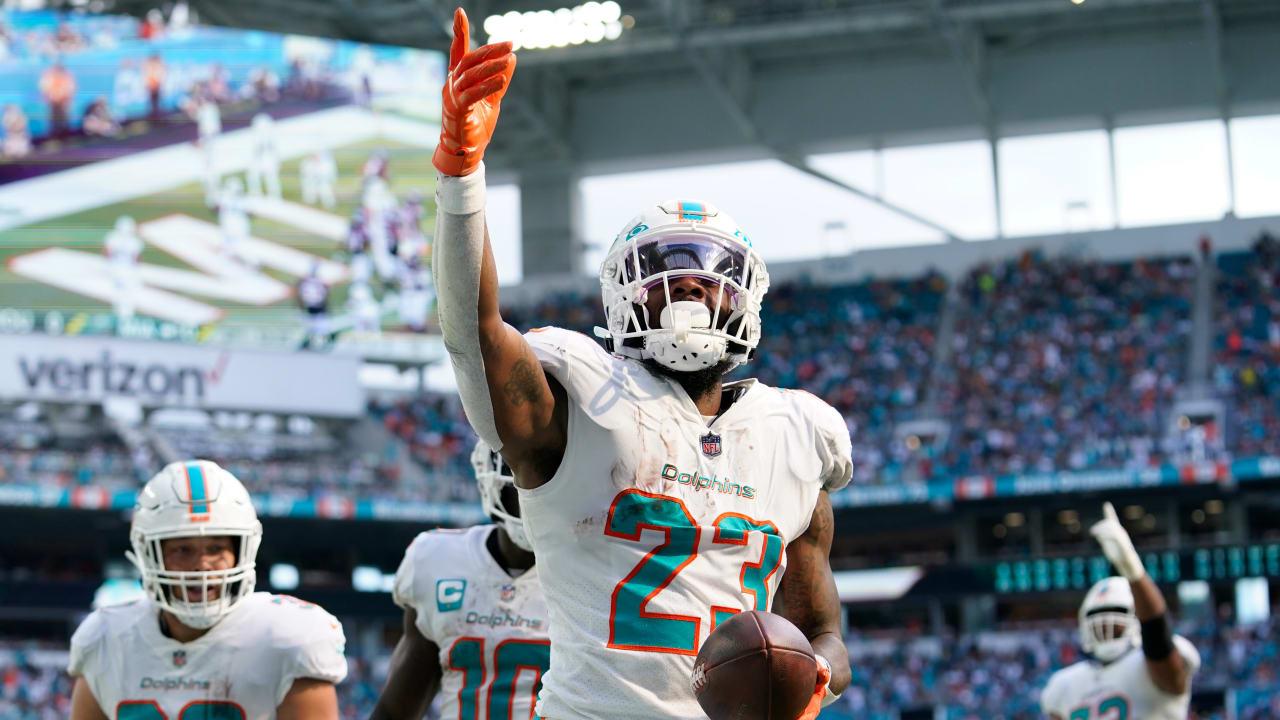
[172,650,186,668]
[500,584,516,602]
[700,432,722,457]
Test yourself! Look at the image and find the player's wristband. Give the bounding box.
[1140,612,1175,661]
[436,161,486,215]
[815,655,840,707]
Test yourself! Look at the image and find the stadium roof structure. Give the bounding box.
[93,0,1280,273]
[96,0,1280,169]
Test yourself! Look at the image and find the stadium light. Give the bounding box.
[485,2,626,51]
[270,563,300,591]
[352,565,396,592]
[352,566,384,592]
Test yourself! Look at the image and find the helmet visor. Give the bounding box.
[624,234,748,287]
[1085,610,1133,643]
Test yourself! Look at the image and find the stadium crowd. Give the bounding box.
[938,251,1196,478]
[1214,232,1280,459]
[2,609,1274,720]
[15,238,1280,503]
[383,252,1207,490]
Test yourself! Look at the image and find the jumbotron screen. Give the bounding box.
[0,7,444,349]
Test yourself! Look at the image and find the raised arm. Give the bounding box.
[1130,574,1191,694]
[431,8,566,478]
[369,608,442,720]
[776,490,851,718]
[1091,502,1191,695]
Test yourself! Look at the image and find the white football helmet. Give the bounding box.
[113,215,136,236]
[471,441,532,551]
[1079,576,1140,663]
[126,460,262,629]
[599,200,769,372]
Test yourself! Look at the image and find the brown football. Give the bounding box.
[691,610,818,720]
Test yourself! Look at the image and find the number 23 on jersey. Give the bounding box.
[605,489,783,655]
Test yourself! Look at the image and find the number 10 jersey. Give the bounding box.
[518,327,853,720]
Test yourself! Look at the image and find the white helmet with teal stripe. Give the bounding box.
[598,200,769,372]
[1079,576,1140,663]
[126,460,262,629]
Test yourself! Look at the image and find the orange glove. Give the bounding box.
[794,661,832,720]
[432,7,516,177]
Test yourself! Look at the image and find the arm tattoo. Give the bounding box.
[779,492,838,637]
[502,357,543,407]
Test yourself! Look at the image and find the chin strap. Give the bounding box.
[432,163,504,451]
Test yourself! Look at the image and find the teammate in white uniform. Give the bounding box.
[196,96,221,206]
[1041,503,1199,720]
[105,215,142,322]
[396,251,432,333]
[67,460,347,720]
[301,149,337,209]
[363,174,398,282]
[371,441,549,720]
[347,282,382,333]
[218,178,254,266]
[247,113,281,199]
[428,11,851,720]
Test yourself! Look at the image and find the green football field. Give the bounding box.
[0,138,436,337]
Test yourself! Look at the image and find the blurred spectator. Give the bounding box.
[368,394,478,502]
[168,2,194,38]
[1213,231,1280,457]
[297,263,330,350]
[80,96,120,138]
[207,63,232,104]
[246,66,281,104]
[137,8,165,40]
[938,252,1193,477]
[142,53,165,118]
[53,22,84,54]
[38,62,75,138]
[2,105,31,159]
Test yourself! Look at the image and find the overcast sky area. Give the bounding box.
[484,115,1280,285]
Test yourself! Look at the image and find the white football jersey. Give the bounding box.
[393,525,550,720]
[105,230,141,265]
[518,327,853,720]
[68,592,347,720]
[1040,636,1201,720]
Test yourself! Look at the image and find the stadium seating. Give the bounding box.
[938,251,1195,477]
[1213,232,1280,458]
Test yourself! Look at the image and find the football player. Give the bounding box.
[1041,502,1200,720]
[68,460,347,720]
[247,113,281,199]
[105,215,142,322]
[218,177,254,267]
[370,441,548,720]
[428,9,852,720]
[301,149,337,209]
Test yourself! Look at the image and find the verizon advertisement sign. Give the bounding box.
[0,336,362,416]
